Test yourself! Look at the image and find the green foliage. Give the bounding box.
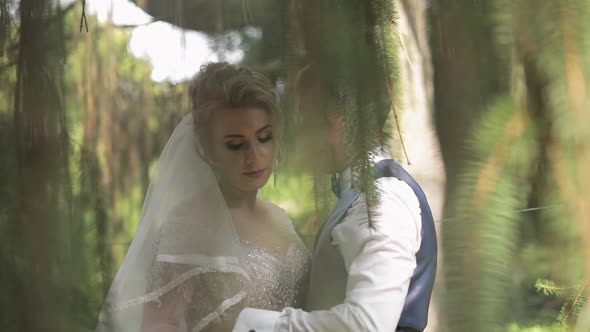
[443,97,539,331]
[0,0,79,330]
[536,280,587,329]
[504,323,565,332]
[297,0,400,226]
[238,0,402,230]
[436,0,590,330]
[536,280,575,298]
[0,3,206,329]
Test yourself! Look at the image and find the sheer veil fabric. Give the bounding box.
[96,113,252,332]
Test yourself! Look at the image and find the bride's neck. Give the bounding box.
[219,183,258,211]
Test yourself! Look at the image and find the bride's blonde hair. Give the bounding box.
[189,62,282,158]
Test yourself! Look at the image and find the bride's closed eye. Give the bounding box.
[224,133,273,151]
[258,132,273,143]
[225,142,243,151]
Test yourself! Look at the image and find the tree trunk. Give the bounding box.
[396,1,445,331]
[14,0,70,330]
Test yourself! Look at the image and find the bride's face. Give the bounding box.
[206,106,276,192]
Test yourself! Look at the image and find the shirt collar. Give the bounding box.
[336,146,392,194]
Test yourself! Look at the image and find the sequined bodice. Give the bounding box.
[240,239,310,310]
[153,228,310,331]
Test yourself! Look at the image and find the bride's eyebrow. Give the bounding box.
[256,124,272,133]
[223,124,272,139]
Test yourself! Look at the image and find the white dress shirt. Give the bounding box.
[233,148,422,332]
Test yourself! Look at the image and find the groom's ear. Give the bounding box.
[326,109,344,141]
[327,108,343,128]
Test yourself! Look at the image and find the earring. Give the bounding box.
[273,159,279,187]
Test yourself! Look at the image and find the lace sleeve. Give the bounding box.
[187,272,249,331]
[140,275,198,331]
[140,269,249,332]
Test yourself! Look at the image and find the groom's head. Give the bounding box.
[294,63,390,174]
[294,64,345,173]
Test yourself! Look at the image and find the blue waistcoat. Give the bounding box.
[305,159,437,332]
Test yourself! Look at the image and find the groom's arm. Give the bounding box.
[232,177,422,332]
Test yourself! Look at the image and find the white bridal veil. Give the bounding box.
[96,113,251,331]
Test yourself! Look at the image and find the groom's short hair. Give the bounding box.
[294,62,391,134]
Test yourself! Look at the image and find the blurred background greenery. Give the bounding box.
[1,0,589,331]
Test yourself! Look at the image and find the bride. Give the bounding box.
[96,62,310,332]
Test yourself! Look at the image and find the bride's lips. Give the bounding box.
[242,168,266,178]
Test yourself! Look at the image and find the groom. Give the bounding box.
[232,65,437,332]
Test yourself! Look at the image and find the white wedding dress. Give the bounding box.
[187,238,310,329]
[239,239,309,310]
[96,114,310,332]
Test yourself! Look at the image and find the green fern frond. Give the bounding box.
[303,0,399,228]
[535,279,587,329]
[558,285,587,328]
[535,279,574,297]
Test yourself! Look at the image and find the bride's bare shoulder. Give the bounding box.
[258,199,292,225]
